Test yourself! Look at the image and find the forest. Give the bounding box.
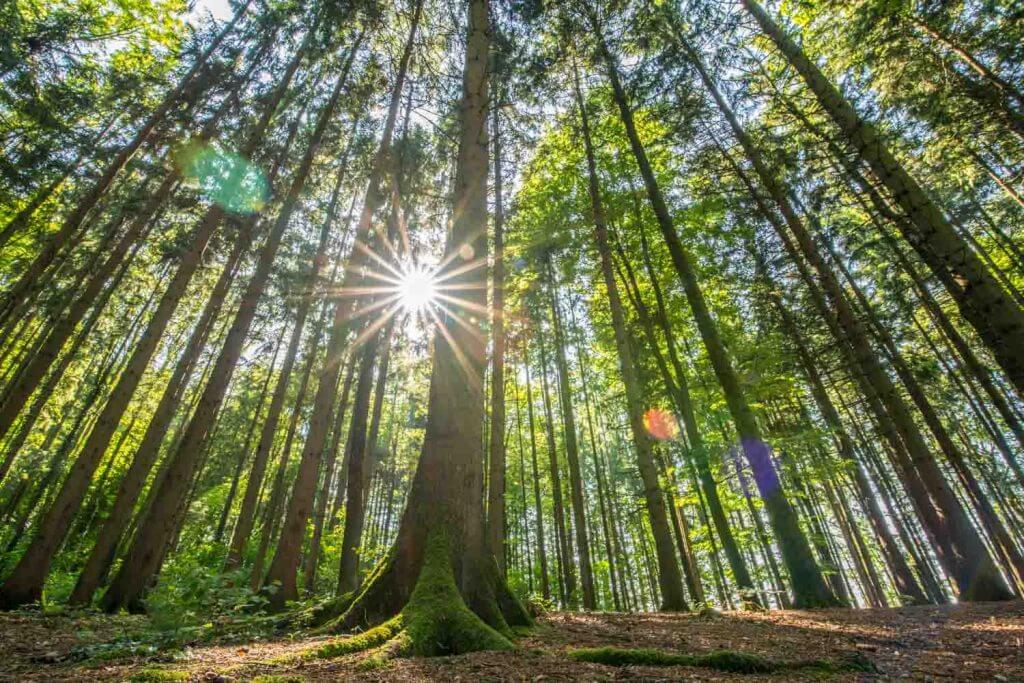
[1,0,1023,679]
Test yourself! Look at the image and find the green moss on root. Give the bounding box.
[569,647,875,674]
[310,531,513,661]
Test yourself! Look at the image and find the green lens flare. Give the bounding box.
[178,142,268,214]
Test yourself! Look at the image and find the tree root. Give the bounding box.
[308,531,516,661]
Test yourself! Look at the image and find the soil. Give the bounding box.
[1,601,1021,681]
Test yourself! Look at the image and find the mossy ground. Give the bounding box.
[569,646,876,674]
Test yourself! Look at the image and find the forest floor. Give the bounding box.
[0,601,1022,681]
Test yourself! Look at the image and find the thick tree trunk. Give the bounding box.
[312,0,528,656]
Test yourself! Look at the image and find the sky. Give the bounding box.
[189,0,235,23]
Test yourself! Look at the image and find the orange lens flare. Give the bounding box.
[643,407,679,441]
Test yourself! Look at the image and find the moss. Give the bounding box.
[569,647,875,675]
[311,530,513,661]
[129,669,190,682]
[313,614,404,659]
[250,675,306,683]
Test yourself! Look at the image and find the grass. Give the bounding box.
[569,646,876,674]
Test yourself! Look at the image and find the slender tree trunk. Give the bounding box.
[261,5,420,609]
[572,68,686,610]
[702,46,1010,601]
[523,347,551,601]
[544,261,598,609]
[740,0,1024,398]
[224,143,354,570]
[755,255,928,604]
[100,42,360,613]
[616,225,757,607]
[592,20,837,607]
[68,237,247,604]
[0,24,312,609]
[486,105,508,576]
[537,330,575,607]
[214,337,282,543]
[336,331,386,595]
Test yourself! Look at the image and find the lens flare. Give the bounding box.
[643,407,679,441]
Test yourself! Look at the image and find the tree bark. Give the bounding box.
[261,4,419,608]
[312,0,529,655]
[485,105,508,576]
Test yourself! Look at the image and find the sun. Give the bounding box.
[397,264,438,313]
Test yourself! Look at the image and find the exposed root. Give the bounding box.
[305,531,515,661]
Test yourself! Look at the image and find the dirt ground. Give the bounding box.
[1,601,1021,681]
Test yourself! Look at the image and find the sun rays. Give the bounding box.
[325,231,490,389]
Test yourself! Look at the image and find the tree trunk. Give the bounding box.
[310,0,529,656]
[593,18,838,608]
[336,332,386,595]
[740,0,1024,399]
[754,253,929,605]
[67,236,247,605]
[99,41,360,613]
[224,142,354,571]
[261,4,418,608]
[572,67,686,610]
[485,105,508,576]
[544,261,597,610]
[522,347,551,601]
[0,23,312,610]
[536,329,575,606]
